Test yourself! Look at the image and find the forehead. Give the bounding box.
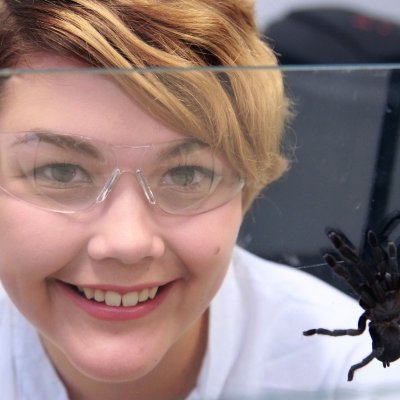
[0,53,184,145]
[16,52,89,70]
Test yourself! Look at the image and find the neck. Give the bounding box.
[42,313,208,400]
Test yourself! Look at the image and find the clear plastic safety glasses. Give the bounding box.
[0,131,244,215]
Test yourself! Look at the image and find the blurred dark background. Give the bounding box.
[238,2,400,292]
[254,0,400,33]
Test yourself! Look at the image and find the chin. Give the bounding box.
[43,332,168,385]
[68,350,162,383]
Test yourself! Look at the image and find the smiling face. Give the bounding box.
[0,54,243,397]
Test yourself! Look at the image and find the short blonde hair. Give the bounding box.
[0,0,289,212]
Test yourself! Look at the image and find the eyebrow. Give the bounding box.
[12,131,104,159]
[155,139,210,161]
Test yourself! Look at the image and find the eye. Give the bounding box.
[33,163,92,185]
[161,166,214,191]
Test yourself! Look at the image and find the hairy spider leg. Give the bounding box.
[367,231,388,276]
[379,268,399,293]
[388,242,400,288]
[328,232,375,283]
[374,211,400,289]
[367,231,394,292]
[328,231,385,308]
[366,231,400,295]
[323,254,358,290]
[326,233,368,285]
[329,232,386,302]
[388,242,399,273]
[323,253,375,304]
[303,312,367,337]
[347,347,384,381]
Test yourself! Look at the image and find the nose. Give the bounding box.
[87,174,165,265]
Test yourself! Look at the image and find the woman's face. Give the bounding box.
[0,54,242,385]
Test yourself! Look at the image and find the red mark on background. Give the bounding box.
[352,14,392,36]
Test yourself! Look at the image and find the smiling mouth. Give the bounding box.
[69,284,161,307]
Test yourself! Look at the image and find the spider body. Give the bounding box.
[303,219,400,381]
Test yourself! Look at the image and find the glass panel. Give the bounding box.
[1,65,400,399]
[240,66,400,285]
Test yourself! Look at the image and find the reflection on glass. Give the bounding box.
[241,66,400,269]
[1,65,400,399]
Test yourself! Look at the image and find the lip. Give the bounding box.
[56,280,173,321]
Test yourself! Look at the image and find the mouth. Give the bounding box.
[68,284,162,308]
[59,281,172,321]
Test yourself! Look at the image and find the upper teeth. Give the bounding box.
[77,286,159,307]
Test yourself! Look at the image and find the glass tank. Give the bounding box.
[1,64,400,399]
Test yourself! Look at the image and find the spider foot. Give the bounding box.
[347,348,383,381]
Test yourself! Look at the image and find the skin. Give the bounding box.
[0,54,243,400]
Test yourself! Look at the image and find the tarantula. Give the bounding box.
[303,214,400,381]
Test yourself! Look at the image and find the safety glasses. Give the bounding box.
[0,131,244,215]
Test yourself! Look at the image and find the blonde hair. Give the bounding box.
[0,0,289,212]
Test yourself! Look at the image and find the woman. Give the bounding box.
[0,1,397,399]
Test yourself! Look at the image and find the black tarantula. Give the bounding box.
[303,212,400,381]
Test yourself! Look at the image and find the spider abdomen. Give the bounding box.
[369,322,400,364]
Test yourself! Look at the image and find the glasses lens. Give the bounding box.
[0,132,114,212]
[142,139,244,215]
[0,133,243,214]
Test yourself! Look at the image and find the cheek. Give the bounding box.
[0,198,77,289]
[166,196,243,291]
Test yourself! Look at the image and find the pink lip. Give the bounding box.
[57,281,172,321]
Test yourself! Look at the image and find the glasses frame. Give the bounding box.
[0,131,245,215]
